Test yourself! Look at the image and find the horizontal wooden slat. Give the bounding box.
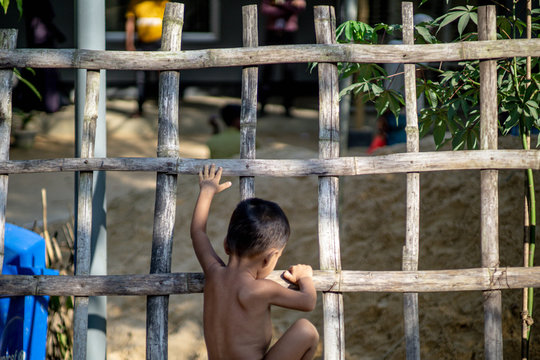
[0,150,538,175]
[1,267,540,296]
[0,39,538,70]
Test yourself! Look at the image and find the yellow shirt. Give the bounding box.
[126,0,168,43]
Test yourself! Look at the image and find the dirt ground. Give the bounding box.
[8,94,540,359]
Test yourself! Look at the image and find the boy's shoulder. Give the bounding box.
[237,277,282,307]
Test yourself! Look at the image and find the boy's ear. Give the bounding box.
[262,250,278,267]
[223,237,230,255]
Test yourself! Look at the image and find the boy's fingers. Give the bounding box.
[199,171,203,182]
[283,270,294,282]
[220,181,232,191]
[283,270,290,277]
[216,166,223,179]
[203,164,209,177]
[210,164,216,177]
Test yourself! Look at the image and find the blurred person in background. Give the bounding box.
[259,0,306,117]
[125,0,168,117]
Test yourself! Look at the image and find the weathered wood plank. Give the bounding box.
[315,6,345,360]
[401,3,420,359]
[73,69,100,360]
[479,6,503,360]
[0,150,538,175]
[0,39,538,70]
[239,4,258,199]
[0,29,16,275]
[2,267,540,296]
[146,4,183,360]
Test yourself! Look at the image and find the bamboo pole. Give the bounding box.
[315,6,345,360]
[479,6,503,360]
[522,1,533,357]
[401,3,420,359]
[146,4,183,360]
[239,5,258,200]
[0,150,538,175]
[73,69,100,360]
[0,29,16,275]
[0,39,539,70]
[2,267,540,296]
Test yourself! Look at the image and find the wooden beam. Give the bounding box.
[2,267,540,296]
[0,150,538,175]
[0,39,538,70]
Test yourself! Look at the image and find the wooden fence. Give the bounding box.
[0,2,540,360]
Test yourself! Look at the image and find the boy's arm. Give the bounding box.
[249,264,317,312]
[190,165,231,273]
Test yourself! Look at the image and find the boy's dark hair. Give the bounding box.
[226,198,290,258]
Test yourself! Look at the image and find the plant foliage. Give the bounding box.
[336,4,540,151]
[337,3,539,356]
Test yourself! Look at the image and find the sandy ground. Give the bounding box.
[8,95,540,359]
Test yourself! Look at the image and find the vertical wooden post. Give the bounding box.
[401,3,420,359]
[146,4,183,360]
[479,6,503,360]
[73,70,100,360]
[240,5,258,200]
[0,29,16,274]
[314,6,345,360]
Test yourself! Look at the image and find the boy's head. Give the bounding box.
[226,198,290,258]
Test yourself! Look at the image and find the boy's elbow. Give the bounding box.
[300,294,317,312]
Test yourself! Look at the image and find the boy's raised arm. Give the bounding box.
[191,165,232,273]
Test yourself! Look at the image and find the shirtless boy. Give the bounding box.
[191,164,319,360]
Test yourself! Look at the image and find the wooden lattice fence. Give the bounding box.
[0,2,540,360]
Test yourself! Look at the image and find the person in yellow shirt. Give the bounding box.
[125,0,168,116]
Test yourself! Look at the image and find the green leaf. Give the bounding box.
[502,112,520,135]
[0,0,8,14]
[436,11,463,32]
[14,68,42,101]
[526,101,539,120]
[433,119,447,148]
[452,129,466,150]
[371,83,384,96]
[457,13,471,36]
[374,92,390,116]
[16,0,21,17]
[466,129,479,149]
[469,12,477,25]
[416,25,437,44]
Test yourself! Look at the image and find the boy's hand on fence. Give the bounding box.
[199,164,232,195]
[283,264,313,284]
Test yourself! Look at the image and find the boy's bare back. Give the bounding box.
[191,165,319,360]
[203,264,274,359]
